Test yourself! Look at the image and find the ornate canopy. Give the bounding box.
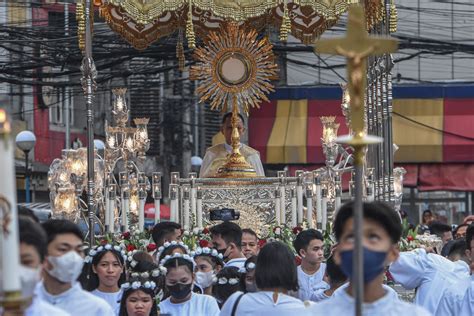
[91,0,386,50]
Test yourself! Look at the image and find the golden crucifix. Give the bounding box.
[314,5,398,316]
[315,5,398,142]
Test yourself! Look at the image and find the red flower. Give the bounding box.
[100,239,108,245]
[202,227,209,234]
[122,232,131,240]
[295,256,302,266]
[199,240,210,248]
[292,226,303,235]
[126,244,136,252]
[146,243,157,252]
[258,239,267,248]
[407,235,414,242]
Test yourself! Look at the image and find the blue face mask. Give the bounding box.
[339,247,387,284]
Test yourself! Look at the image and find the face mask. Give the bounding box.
[195,271,214,289]
[19,265,42,297]
[167,283,192,300]
[339,247,387,284]
[246,282,257,293]
[47,251,84,283]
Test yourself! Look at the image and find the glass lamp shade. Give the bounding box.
[15,130,36,152]
[321,116,340,144]
[53,187,77,214]
[393,167,406,197]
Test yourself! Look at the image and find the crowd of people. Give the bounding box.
[6,201,474,316]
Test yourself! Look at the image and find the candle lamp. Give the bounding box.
[152,172,162,224]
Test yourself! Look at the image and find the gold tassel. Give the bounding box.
[390,0,398,33]
[177,31,185,71]
[279,1,291,42]
[76,1,85,53]
[186,0,196,49]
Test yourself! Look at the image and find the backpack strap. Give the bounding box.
[231,293,245,316]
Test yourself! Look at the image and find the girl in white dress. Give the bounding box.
[118,277,159,316]
[82,244,128,315]
[159,253,220,316]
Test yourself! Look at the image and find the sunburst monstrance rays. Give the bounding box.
[189,23,278,114]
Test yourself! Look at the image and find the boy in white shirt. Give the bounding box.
[36,219,114,316]
[436,225,474,316]
[309,201,431,316]
[389,240,470,313]
[292,229,329,301]
[211,221,246,269]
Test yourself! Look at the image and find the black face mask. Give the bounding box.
[216,246,229,261]
[167,283,192,300]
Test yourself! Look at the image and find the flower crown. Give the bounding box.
[85,244,127,264]
[121,280,157,291]
[130,266,167,279]
[157,241,190,259]
[215,277,240,285]
[126,249,140,268]
[159,252,195,268]
[190,247,224,261]
[239,262,256,273]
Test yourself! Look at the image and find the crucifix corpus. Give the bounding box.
[314,5,398,316]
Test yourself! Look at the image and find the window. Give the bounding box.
[49,87,74,127]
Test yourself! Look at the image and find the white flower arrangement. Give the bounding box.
[159,252,195,268]
[157,241,190,259]
[239,261,256,273]
[190,247,224,261]
[216,277,240,285]
[84,243,127,264]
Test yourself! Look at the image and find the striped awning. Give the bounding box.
[249,84,474,165]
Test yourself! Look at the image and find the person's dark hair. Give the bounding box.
[42,219,84,244]
[221,112,245,125]
[82,248,126,291]
[18,205,39,222]
[194,253,224,268]
[158,244,189,262]
[429,222,452,237]
[130,251,156,273]
[118,277,158,316]
[454,224,468,236]
[447,239,467,259]
[422,210,433,223]
[212,266,241,307]
[325,256,347,285]
[240,255,257,292]
[466,224,474,248]
[255,241,298,292]
[242,228,258,240]
[293,229,324,256]
[151,222,181,246]
[163,257,194,275]
[19,216,47,261]
[334,201,402,244]
[210,221,242,249]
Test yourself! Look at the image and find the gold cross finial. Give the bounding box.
[314,5,398,139]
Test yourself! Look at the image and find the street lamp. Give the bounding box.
[15,131,36,203]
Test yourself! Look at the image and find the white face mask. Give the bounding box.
[19,265,43,297]
[46,251,84,283]
[195,271,215,289]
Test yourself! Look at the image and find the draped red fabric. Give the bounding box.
[418,164,474,191]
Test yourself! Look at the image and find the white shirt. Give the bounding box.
[220,291,310,316]
[435,275,474,316]
[388,248,470,313]
[159,292,220,316]
[297,264,329,301]
[91,289,122,315]
[26,297,71,316]
[36,281,115,316]
[311,288,330,302]
[309,286,431,316]
[333,283,399,300]
[225,257,247,270]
